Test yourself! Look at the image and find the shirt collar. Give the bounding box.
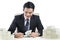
[24,15,30,21]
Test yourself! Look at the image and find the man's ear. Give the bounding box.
[23,8,24,11]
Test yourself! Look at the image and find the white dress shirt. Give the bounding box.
[24,15,31,30]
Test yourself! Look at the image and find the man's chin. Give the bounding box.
[27,17,31,18]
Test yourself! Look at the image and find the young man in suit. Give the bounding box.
[8,1,44,38]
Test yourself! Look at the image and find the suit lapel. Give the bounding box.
[21,14,24,28]
[21,14,34,30]
[30,15,34,30]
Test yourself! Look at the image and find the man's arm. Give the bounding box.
[36,16,44,36]
[8,16,17,34]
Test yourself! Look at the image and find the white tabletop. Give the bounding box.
[14,37,60,40]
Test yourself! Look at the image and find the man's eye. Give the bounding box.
[25,12,28,13]
[29,13,31,14]
[29,12,32,14]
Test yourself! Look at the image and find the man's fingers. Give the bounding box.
[30,32,39,37]
[14,32,24,38]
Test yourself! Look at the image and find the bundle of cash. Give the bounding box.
[0,28,14,40]
[24,30,32,37]
[43,26,58,39]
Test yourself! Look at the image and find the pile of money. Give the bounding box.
[0,28,14,40]
[43,26,58,39]
[24,30,32,37]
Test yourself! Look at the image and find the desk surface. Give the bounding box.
[14,37,60,40]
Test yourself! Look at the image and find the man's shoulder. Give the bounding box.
[14,14,23,18]
[14,14,24,20]
[15,14,23,17]
[32,14,39,18]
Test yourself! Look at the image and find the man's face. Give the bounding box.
[23,7,34,18]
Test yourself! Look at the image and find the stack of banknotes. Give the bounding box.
[0,28,14,40]
[43,26,58,39]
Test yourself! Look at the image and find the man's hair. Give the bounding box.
[23,1,35,10]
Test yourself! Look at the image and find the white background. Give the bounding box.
[0,0,60,30]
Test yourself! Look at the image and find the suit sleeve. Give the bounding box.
[8,16,17,34]
[36,16,44,36]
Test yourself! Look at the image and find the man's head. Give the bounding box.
[23,2,35,18]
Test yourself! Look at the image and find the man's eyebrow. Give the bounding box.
[29,12,32,13]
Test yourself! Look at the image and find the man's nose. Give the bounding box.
[27,13,30,15]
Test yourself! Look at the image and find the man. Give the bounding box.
[8,1,44,38]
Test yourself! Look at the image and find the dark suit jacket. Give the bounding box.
[8,14,44,36]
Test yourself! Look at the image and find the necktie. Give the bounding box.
[25,19,29,31]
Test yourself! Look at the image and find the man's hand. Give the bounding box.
[30,32,39,38]
[14,32,24,38]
